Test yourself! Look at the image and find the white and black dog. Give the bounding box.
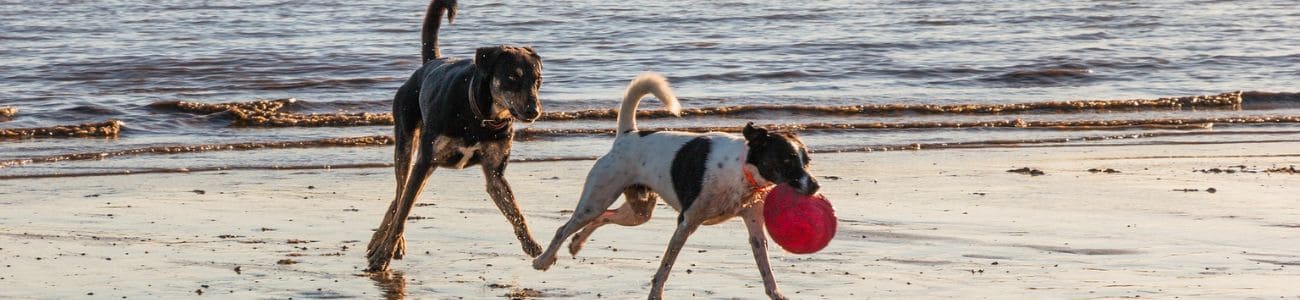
[532,73,819,299]
[366,0,545,272]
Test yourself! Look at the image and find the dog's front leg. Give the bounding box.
[480,146,543,257]
[742,206,787,300]
[648,217,703,300]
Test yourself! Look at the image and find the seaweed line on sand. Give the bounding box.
[1266,165,1299,174]
[1195,165,1299,174]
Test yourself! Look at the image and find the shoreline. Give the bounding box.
[4,127,1300,180]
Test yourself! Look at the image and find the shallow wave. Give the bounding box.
[60,104,126,116]
[619,12,831,24]
[1242,92,1300,103]
[669,70,819,83]
[787,41,924,51]
[883,56,1178,87]
[1189,53,1300,66]
[11,53,403,96]
[0,34,52,41]
[161,1,296,11]
[238,77,399,91]
[980,66,1095,87]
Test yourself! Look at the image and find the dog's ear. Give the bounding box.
[523,46,540,59]
[743,122,768,144]
[475,46,503,76]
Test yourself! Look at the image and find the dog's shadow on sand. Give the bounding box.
[368,271,407,300]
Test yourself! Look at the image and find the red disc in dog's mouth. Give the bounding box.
[763,184,836,254]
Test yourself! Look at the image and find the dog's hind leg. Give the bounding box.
[388,125,419,260]
[479,141,543,257]
[648,216,704,300]
[567,185,657,256]
[366,132,440,272]
[741,206,787,300]
[368,83,424,260]
[533,158,628,270]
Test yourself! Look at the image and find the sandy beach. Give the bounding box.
[4,0,1299,298]
[2,141,1297,299]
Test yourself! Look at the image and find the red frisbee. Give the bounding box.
[763,184,836,254]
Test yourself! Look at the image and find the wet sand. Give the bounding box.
[1,142,1298,299]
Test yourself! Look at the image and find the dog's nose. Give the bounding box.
[509,107,540,122]
[520,109,540,122]
[796,176,820,195]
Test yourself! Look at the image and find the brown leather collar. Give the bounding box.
[740,151,773,193]
[467,76,512,130]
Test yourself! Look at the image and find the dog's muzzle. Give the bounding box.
[793,175,820,195]
[510,107,540,122]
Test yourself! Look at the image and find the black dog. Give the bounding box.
[366,0,545,272]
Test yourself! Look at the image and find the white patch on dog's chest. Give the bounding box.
[451,145,478,169]
[434,136,481,169]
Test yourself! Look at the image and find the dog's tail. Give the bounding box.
[617,72,680,135]
[421,0,458,63]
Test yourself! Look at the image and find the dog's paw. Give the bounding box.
[365,237,397,272]
[522,240,543,258]
[393,235,407,260]
[767,289,788,300]
[365,252,392,273]
[531,255,556,271]
[567,236,586,257]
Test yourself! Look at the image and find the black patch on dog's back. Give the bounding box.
[637,130,659,137]
[671,137,711,220]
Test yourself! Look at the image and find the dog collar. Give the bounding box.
[467,76,512,130]
[743,168,761,189]
[740,152,772,193]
